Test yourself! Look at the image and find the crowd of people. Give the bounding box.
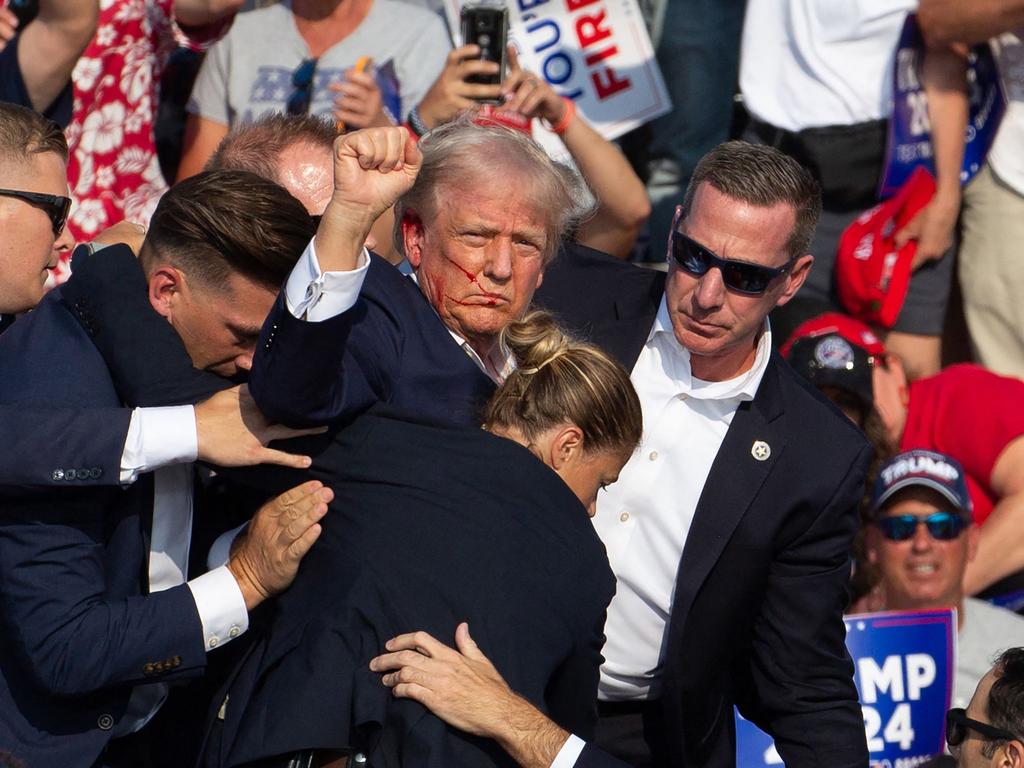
[2,0,1024,767]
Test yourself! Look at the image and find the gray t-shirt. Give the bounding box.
[189,0,451,126]
[954,597,1024,708]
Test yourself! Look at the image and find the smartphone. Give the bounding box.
[4,0,39,27]
[460,4,508,102]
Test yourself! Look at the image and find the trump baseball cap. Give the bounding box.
[835,166,936,329]
[870,449,973,517]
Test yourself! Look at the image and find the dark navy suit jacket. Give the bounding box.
[535,243,872,768]
[248,253,498,428]
[197,409,615,768]
[0,291,210,768]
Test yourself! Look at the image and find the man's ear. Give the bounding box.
[1002,738,1024,767]
[549,424,584,471]
[776,253,814,308]
[148,265,185,320]
[401,211,426,270]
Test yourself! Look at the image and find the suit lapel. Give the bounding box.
[669,359,787,636]
[589,296,660,370]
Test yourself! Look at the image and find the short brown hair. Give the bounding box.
[394,118,592,262]
[485,311,642,456]
[141,170,314,289]
[682,140,821,258]
[205,113,337,183]
[0,103,68,165]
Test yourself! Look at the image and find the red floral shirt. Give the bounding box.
[55,0,226,283]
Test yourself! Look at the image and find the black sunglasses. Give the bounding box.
[0,188,71,235]
[946,708,1023,748]
[669,230,794,296]
[874,511,968,542]
[287,58,318,116]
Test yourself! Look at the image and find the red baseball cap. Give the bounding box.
[835,166,936,329]
[780,312,887,359]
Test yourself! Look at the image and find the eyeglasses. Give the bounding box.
[874,511,968,541]
[946,708,1023,749]
[286,58,318,116]
[669,230,794,296]
[0,188,71,235]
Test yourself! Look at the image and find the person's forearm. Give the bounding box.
[964,493,1024,593]
[561,114,650,259]
[19,0,98,111]
[919,0,1024,46]
[172,0,243,27]
[491,692,570,768]
[922,46,969,203]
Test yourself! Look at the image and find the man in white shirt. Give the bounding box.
[0,168,331,768]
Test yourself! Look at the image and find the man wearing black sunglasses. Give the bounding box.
[864,449,1024,710]
[947,647,1024,767]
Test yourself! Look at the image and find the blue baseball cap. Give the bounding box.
[871,449,972,517]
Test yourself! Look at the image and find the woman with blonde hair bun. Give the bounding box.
[200,311,642,768]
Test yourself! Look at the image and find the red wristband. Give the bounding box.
[546,98,576,136]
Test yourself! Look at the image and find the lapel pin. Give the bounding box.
[751,440,771,461]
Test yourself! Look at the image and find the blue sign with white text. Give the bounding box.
[736,609,955,767]
[880,14,1004,198]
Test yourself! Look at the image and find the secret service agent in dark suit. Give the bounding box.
[531,154,870,765]
[0,172,328,768]
[197,408,614,768]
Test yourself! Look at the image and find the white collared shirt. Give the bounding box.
[595,296,772,700]
[112,463,249,736]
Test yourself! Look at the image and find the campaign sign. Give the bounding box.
[442,0,671,158]
[735,609,956,767]
[880,13,1005,198]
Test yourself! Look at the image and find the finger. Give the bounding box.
[458,82,504,101]
[285,500,328,541]
[332,81,373,99]
[384,630,446,657]
[261,423,328,443]
[276,479,325,507]
[285,521,322,560]
[335,108,373,129]
[506,44,520,74]
[344,70,377,88]
[391,681,434,703]
[458,58,501,78]
[371,648,434,672]
[403,130,423,173]
[451,44,482,65]
[454,622,485,660]
[254,447,314,469]
[0,22,16,43]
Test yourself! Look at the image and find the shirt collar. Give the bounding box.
[647,295,772,401]
[409,271,515,383]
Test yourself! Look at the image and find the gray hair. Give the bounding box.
[393,116,593,261]
[682,140,822,258]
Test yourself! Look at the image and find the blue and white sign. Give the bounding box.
[880,13,1005,198]
[736,609,956,767]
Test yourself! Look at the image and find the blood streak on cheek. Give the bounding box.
[444,255,502,303]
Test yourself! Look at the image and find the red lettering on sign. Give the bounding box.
[591,67,631,100]
[584,44,618,67]
[565,0,599,11]
[575,11,612,47]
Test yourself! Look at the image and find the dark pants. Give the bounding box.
[595,700,672,768]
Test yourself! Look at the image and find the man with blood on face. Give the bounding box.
[246,119,588,428]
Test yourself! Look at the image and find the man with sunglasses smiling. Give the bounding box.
[865,449,1024,709]
[947,647,1024,768]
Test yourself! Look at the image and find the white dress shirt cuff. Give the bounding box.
[550,734,586,768]
[207,522,248,570]
[188,565,249,651]
[119,406,199,484]
[284,237,370,322]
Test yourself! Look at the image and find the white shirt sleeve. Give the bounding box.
[120,406,199,484]
[207,522,248,570]
[284,237,371,322]
[550,734,586,768]
[187,565,249,651]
